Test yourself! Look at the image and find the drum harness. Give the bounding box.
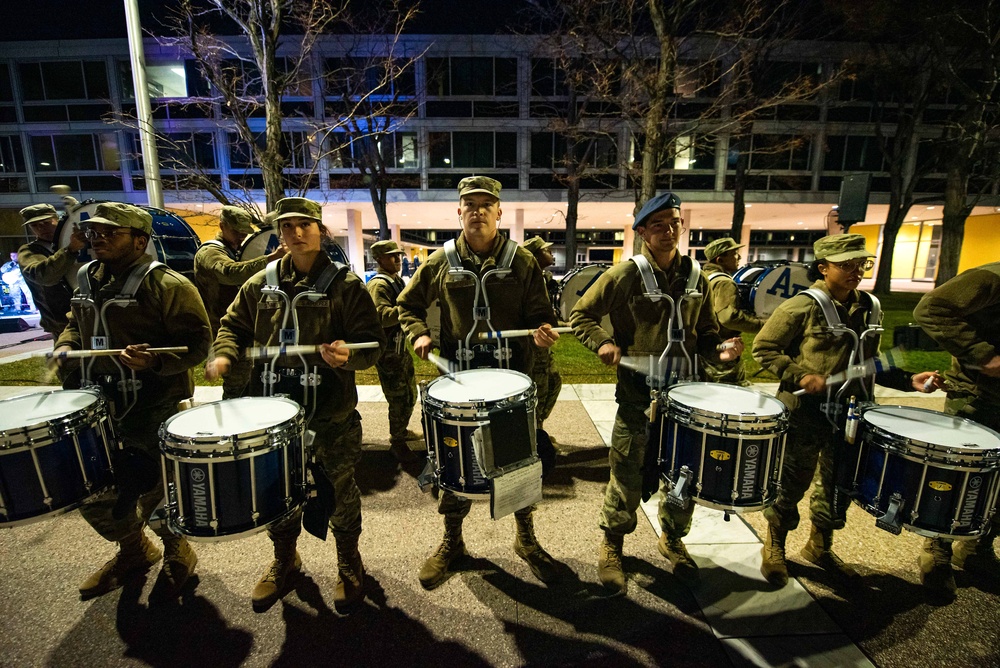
[72,259,167,420]
[367,272,407,355]
[630,253,703,392]
[258,258,347,427]
[801,288,883,431]
[442,237,519,371]
[199,237,238,261]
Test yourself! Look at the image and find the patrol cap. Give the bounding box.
[83,202,153,236]
[632,192,682,230]
[371,240,405,259]
[20,203,58,226]
[458,176,501,200]
[814,233,876,262]
[273,197,322,222]
[704,237,743,261]
[219,205,254,234]
[522,236,553,254]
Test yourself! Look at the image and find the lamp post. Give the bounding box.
[123,0,163,208]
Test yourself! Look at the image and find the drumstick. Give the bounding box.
[476,326,573,341]
[44,346,189,360]
[247,342,380,360]
[716,341,737,351]
[427,352,464,384]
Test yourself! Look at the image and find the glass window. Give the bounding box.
[30,133,118,171]
[19,63,45,101]
[20,61,108,101]
[30,136,57,171]
[42,62,86,99]
[428,131,452,167]
[426,57,518,97]
[531,59,556,96]
[0,64,13,102]
[0,135,25,173]
[453,132,494,167]
[531,132,557,169]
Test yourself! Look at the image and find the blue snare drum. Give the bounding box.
[844,405,1000,539]
[422,369,536,498]
[159,397,306,541]
[658,383,787,513]
[0,389,115,526]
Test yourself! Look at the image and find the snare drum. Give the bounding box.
[556,264,612,332]
[0,389,115,527]
[658,383,787,513]
[843,406,1000,539]
[732,262,810,318]
[422,369,537,498]
[159,397,306,541]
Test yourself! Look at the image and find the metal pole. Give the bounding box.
[123,0,164,208]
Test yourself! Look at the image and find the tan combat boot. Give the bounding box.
[760,524,789,587]
[513,511,562,584]
[418,518,467,590]
[597,532,626,595]
[334,532,366,611]
[389,439,418,463]
[952,532,999,574]
[79,529,162,598]
[252,535,302,612]
[801,525,860,581]
[149,535,198,603]
[919,537,957,600]
[658,532,700,586]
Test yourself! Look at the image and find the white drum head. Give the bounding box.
[667,383,785,417]
[558,265,611,333]
[0,390,100,431]
[751,264,810,317]
[239,229,280,261]
[427,369,532,404]
[863,406,1000,452]
[165,397,300,439]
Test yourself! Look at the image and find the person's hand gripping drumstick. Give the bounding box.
[716,337,744,362]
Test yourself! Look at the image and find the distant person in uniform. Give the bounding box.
[700,237,765,385]
[912,261,1000,600]
[16,204,86,337]
[522,236,563,430]
[367,240,421,463]
[401,255,410,278]
[194,205,284,398]
[412,255,421,275]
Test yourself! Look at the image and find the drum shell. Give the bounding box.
[658,383,787,513]
[843,406,1000,539]
[0,389,115,526]
[733,262,810,318]
[556,264,612,332]
[158,397,306,541]
[422,369,537,498]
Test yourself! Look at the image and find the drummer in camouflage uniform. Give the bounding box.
[753,233,938,589]
[397,176,563,590]
[194,205,284,398]
[700,237,765,385]
[570,192,743,594]
[367,239,421,463]
[522,235,563,431]
[912,261,1000,600]
[53,202,212,603]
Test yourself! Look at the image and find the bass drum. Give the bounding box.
[56,200,201,289]
[239,228,349,266]
[732,262,810,318]
[556,264,611,332]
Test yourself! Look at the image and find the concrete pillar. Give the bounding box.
[740,223,752,262]
[345,209,365,275]
[390,223,401,243]
[679,208,691,256]
[509,208,525,244]
[621,224,636,261]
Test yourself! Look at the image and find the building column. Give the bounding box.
[740,223,752,262]
[679,209,691,256]
[390,223,401,243]
[509,208,524,244]
[345,209,365,275]
[621,225,636,262]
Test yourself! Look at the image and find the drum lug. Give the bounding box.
[667,465,691,508]
[876,492,904,535]
[299,373,321,387]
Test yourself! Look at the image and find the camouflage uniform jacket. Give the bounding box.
[16,239,75,336]
[55,254,211,419]
[397,233,556,375]
[213,253,385,425]
[913,261,1000,408]
[367,269,407,354]
[702,261,766,339]
[570,245,723,407]
[193,233,268,336]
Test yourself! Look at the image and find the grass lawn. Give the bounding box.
[0,292,952,387]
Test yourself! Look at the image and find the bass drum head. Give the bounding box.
[56,201,202,289]
[667,382,786,418]
[557,264,611,333]
[746,262,810,318]
[239,229,350,266]
[862,406,1000,453]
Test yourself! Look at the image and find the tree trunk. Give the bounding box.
[937,162,971,286]
[730,135,748,241]
[873,200,907,295]
[566,177,579,271]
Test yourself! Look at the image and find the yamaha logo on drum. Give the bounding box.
[960,476,982,527]
[190,466,210,527]
[741,444,760,499]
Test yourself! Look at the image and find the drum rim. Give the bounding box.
[860,404,1000,454]
[160,396,305,447]
[0,389,106,443]
[164,500,305,542]
[665,382,786,419]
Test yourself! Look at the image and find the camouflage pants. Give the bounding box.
[269,411,364,541]
[439,489,536,529]
[80,401,179,543]
[530,345,562,427]
[374,346,417,443]
[600,404,695,539]
[222,357,253,400]
[762,403,846,532]
[700,357,749,386]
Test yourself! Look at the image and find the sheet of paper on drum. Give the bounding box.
[490,461,543,520]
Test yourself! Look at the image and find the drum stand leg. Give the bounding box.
[28,447,54,510]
